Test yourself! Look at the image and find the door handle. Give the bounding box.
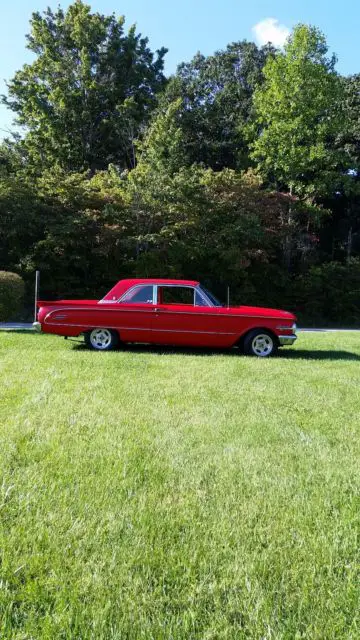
[155,307,161,312]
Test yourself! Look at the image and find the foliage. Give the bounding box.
[125,104,295,294]
[163,41,274,171]
[296,259,360,325]
[0,165,128,298]
[0,271,24,320]
[341,74,360,171]
[25,169,128,297]
[322,75,360,263]
[251,25,344,198]
[2,1,167,172]
[0,172,45,277]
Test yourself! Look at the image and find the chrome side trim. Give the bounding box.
[138,327,237,335]
[277,323,297,332]
[44,321,238,336]
[44,307,154,322]
[278,334,297,346]
[155,310,283,319]
[44,306,285,320]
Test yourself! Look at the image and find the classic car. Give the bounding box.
[33,278,297,357]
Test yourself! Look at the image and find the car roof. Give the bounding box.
[102,278,201,301]
[118,278,200,287]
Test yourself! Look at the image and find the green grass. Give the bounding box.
[0,331,359,639]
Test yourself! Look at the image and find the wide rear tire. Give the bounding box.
[243,330,278,357]
[85,328,119,351]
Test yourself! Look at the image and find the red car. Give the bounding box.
[34,278,297,357]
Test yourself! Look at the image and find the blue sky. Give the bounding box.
[0,0,359,136]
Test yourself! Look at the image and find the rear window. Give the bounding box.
[121,285,154,304]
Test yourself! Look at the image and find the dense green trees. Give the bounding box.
[251,25,344,197]
[0,271,24,321]
[249,26,346,271]
[2,2,167,172]
[1,3,360,324]
[162,41,274,170]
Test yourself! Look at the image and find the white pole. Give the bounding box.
[34,270,40,322]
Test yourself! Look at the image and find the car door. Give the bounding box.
[113,284,155,342]
[151,285,228,347]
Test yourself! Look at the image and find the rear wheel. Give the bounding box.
[243,330,277,357]
[85,328,119,351]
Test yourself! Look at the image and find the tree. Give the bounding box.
[134,99,188,176]
[250,25,344,269]
[26,168,128,296]
[319,74,360,262]
[2,1,167,173]
[251,24,343,198]
[0,172,44,274]
[123,100,201,272]
[0,164,129,297]
[341,74,360,171]
[122,101,295,301]
[162,41,274,171]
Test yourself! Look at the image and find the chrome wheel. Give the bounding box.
[89,328,113,350]
[251,333,274,357]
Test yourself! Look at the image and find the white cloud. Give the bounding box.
[252,18,290,48]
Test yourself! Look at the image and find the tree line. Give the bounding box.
[1,1,360,324]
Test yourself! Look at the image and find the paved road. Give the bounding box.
[299,328,360,332]
[0,322,34,330]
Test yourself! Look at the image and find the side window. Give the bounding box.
[195,290,209,307]
[121,285,154,304]
[159,287,194,305]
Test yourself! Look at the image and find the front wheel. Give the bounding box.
[243,330,278,357]
[85,328,119,351]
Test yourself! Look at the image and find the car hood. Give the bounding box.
[226,305,296,320]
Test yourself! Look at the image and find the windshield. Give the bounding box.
[198,285,223,307]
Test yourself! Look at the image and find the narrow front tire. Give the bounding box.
[243,330,277,357]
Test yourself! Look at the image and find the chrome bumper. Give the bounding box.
[33,321,42,332]
[278,334,297,346]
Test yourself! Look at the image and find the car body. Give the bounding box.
[33,278,297,356]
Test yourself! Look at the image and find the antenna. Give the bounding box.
[227,286,230,308]
[34,270,40,322]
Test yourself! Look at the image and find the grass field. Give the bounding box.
[0,331,359,639]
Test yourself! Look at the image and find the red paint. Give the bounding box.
[36,278,297,351]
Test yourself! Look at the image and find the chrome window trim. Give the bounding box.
[107,283,214,308]
[195,286,213,307]
[118,283,155,305]
[196,285,222,307]
[156,283,212,307]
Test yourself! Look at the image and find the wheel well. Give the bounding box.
[236,327,279,351]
